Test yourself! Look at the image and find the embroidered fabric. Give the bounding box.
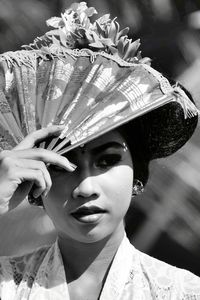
[0,236,199,300]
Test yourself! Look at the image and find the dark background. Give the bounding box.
[0,0,200,276]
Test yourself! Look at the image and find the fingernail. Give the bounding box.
[70,162,77,169]
[68,162,77,171]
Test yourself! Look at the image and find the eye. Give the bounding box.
[95,154,122,168]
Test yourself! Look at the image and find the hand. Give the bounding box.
[0,125,74,216]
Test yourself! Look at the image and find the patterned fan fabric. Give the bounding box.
[0,50,197,154]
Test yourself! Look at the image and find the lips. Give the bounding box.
[71,205,106,223]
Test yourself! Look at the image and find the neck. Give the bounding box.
[57,224,125,283]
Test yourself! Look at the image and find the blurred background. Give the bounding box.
[0,0,200,276]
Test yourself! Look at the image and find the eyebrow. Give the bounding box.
[91,142,124,155]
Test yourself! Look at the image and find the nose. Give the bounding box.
[72,174,100,200]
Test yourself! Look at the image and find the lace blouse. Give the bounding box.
[0,235,199,299]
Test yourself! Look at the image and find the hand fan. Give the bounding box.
[0,2,198,155]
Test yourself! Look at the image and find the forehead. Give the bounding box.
[84,130,126,150]
[66,129,127,157]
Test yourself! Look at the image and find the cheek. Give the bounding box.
[43,173,71,214]
[103,165,133,206]
[49,173,71,197]
[45,164,133,206]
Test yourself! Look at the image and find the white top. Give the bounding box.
[0,235,199,300]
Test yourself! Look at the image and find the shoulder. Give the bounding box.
[0,244,51,285]
[129,244,200,298]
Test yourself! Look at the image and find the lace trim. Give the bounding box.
[0,47,150,68]
[0,51,37,69]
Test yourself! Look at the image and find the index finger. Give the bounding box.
[14,125,65,150]
[10,148,76,171]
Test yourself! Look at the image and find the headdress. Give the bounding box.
[0,2,198,158]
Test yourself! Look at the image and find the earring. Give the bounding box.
[132,179,144,197]
[28,194,43,207]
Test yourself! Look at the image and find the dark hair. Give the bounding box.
[118,82,197,187]
[119,121,150,186]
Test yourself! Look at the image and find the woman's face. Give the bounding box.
[43,130,133,243]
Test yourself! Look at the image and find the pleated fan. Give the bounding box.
[0,2,198,155]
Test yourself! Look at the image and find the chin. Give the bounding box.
[60,225,112,244]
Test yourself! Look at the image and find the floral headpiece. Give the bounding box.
[26,2,145,63]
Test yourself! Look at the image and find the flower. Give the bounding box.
[26,2,142,62]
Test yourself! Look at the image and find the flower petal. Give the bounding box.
[46,17,62,28]
[96,14,110,25]
[85,7,98,17]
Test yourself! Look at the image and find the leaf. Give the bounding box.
[122,39,141,61]
[76,28,85,38]
[71,30,83,39]
[124,39,141,59]
[89,41,104,49]
[136,51,142,60]
[91,31,101,42]
[117,27,129,40]
[112,21,120,43]
[95,21,106,38]
[123,44,133,60]
[109,46,118,55]
[52,36,61,47]
[59,28,68,47]
[85,31,94,43]
[117,36,126,55]
[123,39,130,55]
[46,29,60,36]
[108,20,118,41]
[38,45,55,58]
[100,38,115,47]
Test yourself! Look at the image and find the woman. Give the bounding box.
[0,2,200,299]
